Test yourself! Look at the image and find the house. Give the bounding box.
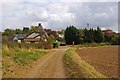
[45,29,58,39]
[58,34,64,38]
[51,31,58,39]
[102,29,113,35]
[13,34,25,43]
[24,23,48,43]
[24,32,48,43]
[13,23,59,43]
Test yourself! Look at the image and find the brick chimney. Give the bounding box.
[38,23,42,27]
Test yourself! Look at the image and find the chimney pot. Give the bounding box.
[38,23,41,26]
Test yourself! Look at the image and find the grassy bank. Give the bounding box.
[64,48,106,78]
[2,45,47,77]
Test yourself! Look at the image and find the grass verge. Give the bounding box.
[2,45,47,77]
[64,48,107,78]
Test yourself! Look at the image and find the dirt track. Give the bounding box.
[26,46,68,78]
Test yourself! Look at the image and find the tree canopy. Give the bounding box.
[65,25,81,45]
[94,27,104,43]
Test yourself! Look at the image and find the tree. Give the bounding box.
[57,37,64,42]
[111,34,120,45]
[64,25,80,45]
[48,34,55,44]
[89,28,94,42]
[23,27,30,34]
[83,28,88,43]
[83,28,94,43]
[104,34,113,42]
[79,29,84,44]
[15,29,22,34]
[30,26,38,32]
[57,30,65,42]
[57,30,65,34]
[2,29,15,36]
[94,27,104,43]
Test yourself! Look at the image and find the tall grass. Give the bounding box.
[6,42,52,49]
[13,50,45,65]
[2,45,46,76]
[3,45,46,65]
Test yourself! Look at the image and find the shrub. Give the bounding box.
[6,42,52,49]
[43,42,52,49]
[53,42,59,48]
[99,42,110,46]
[110,35,120,45]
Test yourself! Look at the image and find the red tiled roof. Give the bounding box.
[102,29,112,32]
[102,29,113,34]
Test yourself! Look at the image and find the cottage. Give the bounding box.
[13,34,25,43]
[102,29,113,35]
[24,32,47,43]
[13,23,57,43]
[45,29,58,39]
[24,23,48,43]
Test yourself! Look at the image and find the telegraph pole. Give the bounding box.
[87,23,89,29]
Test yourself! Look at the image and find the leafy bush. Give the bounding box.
[110,35,120,45]
[48,34,55,44]
[53,42,59,48]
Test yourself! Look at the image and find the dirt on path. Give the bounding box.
[25,46,69,78]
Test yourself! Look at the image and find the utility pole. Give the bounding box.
[87,23,89,29]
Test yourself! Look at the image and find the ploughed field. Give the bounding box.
[76,46,118,78]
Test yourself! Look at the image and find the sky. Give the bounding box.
[0,0,119,32]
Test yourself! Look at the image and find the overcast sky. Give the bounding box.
[0,0,119,32]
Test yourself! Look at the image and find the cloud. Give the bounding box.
[1,1,118,32]
[66,2,118,30]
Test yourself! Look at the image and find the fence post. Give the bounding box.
[73,41,74,46]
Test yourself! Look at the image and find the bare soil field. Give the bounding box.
[76,46,118,78]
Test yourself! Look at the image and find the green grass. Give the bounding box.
[3,46,46,65]
[64,48,107,78]
[2,45,47,76]
[13,50,45,65]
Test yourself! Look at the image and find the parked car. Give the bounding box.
[60,42,66,46]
